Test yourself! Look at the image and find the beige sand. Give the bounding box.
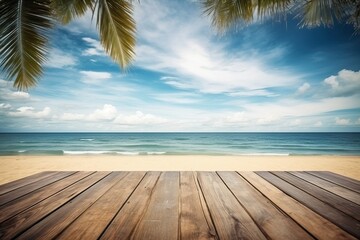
[0,155,359,185]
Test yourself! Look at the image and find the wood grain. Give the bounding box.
[57,172,146,240]
[307,171,360,193]
[179,171,217,240]
[218,171,313,240]
[0,171,57,195]
[198,172,266,240]
[0,172,110,239]
[257,171,360,238]
[0,171,76,206]
[0,171,93,223]
[240,171,356,240]
[100,172,161,240]
[131,172,180,240]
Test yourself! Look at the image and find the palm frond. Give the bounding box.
[52,0,94,24]
[0,0,53,90]
[297,0,353,28]
[256,0,291,18]
[96,0,136,69]
[346,0,360,34]
[202,0,293,32]
[202,0,253,31]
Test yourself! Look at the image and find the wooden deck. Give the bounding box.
[0,171,359,239]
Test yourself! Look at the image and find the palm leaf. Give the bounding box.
[52,0,94,24]
[256,0,291,18]
[203,0,253,31]
[297,0,354,28]
[202,0,292,32]
[96,0,136,69]
[0,0,53,90]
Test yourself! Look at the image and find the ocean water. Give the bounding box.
[0,132,359,156]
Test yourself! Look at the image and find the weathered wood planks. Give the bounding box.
[0,171,359,240]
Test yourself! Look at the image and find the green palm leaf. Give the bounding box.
[52,0,94,24]
[0,0,53,90]
[203,0,292,31]
[256,0,291,17]
[96,0,136,69]
[203,0,253,31]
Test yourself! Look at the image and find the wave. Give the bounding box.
[62,150,168,155]
[237,153,290,156]
[116,151,139,155]
[147,152,167,155]
[80,139,95,141]
[63,150,112,155]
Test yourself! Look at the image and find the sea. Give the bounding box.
[0,132,359,156]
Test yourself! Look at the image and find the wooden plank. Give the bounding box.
[291,171,360,206]
[218,171,313,240]
[257,171,360,238]
[0,171,93,223]
[197,172,266,240]
[278,172,360,221]
[0,171,76,206]
[179,172,217,240]
[0,171,110,239]
[0,171,58,195]
[307,171,360,194]
[100,172,161,240]
[130,172,180,240]
[240,172,356,240]
[17,172,130,240]
[56,172,146,240]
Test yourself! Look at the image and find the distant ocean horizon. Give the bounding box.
[0,132,359,156]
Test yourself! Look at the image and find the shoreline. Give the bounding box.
[0,155,359,185]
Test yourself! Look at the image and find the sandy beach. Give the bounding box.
[0,155,359,185]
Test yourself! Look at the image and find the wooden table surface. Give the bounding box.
[0,171,359,239]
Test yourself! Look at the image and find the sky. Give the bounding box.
[0,0,360,132]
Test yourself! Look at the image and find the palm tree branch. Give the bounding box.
[52,0,94,24]
[0,0,53,90]
[96,0,136,69]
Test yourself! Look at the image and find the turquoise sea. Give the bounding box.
[0,132,359,156]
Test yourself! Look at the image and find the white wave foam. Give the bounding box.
[18,150,26,153]
[116,151,140,155]
[238,153,290,156]
[80,139,94,141]
[147,152,166,155]
[63,150,112,155]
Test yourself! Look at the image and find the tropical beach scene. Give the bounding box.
[0,0,360,239]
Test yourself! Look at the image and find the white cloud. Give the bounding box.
[297,82,310,94]
[133,0,299,94]
[153,92,201,104]
[62,10,97,34]
[60,113,85,121]
[228,89,279,97]
[0,103,11,109]
[290,119,302,126]
[114,111,167,125]
[324,69,360,97]
[335,117,351,126]
[45,49,77,68]
[6,91,30,100]
[0,79,10,88]
[88,104,117,121]
[9,107,51,118]
[314,121,323,127]
[82,37,106,56]
[80,71,112,84]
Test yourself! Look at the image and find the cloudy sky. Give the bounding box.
[1,0,360,132]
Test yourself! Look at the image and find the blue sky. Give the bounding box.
[0,0,360,132]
